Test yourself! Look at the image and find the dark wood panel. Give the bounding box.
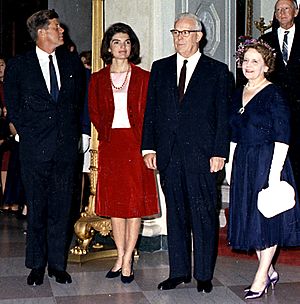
[0,0,47,59]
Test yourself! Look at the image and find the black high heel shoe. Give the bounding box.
[244,270,279,292]
[244,278,271,300]
[121,260,134,284]
[105,267,122,278]
[244,284,251,293]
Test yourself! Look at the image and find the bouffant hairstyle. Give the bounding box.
[236,38,276,76]
[27,9,59,42]
[101,22,141,65]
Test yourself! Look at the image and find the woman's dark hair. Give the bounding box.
[80,50,92,66]
[101,22,141,65]
[27,9,59,42]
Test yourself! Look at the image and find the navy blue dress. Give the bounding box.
[228,84,300,251]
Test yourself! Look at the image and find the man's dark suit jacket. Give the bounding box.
[142,53,230,173]
[4,46,84,164]
[261,25,300,145]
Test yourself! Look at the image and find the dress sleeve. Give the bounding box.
[270,86,290,144]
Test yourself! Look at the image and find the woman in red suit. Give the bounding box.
[88,23,159,284]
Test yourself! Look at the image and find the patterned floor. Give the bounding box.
[1,212,300,304]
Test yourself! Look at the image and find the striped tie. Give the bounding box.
[282,31,289,65]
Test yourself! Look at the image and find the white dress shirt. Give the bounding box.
[277,24,295,62]
[36,46,61,92]
[111,71,131,128]
[176,51,201,93]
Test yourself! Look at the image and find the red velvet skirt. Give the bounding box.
[95,128,159,218]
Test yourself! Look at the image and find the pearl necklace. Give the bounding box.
[239,78,268,114]
[110,67,130,90]
[244,78,267,90]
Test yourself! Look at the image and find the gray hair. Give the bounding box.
[174,12,202,31]
[275,0,299,10]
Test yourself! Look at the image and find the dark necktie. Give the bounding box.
[178,59,188,102]
[282,31,289,65]
[49,55,59,101]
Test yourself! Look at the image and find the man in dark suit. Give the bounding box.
[4,10,83,286]
[142,12,230,293]
[261,0,300,191]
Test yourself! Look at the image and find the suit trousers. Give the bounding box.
[21,157,76,271]
[159,143,219,281]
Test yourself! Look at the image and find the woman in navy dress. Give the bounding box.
[226,39,300,300]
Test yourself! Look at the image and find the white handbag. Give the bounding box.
[257,181,296,218]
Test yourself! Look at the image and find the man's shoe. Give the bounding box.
[197,280,213,293]
[48,268,72,284]
[158,276,191,290]
[27,268,45,286]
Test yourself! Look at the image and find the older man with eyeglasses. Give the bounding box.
[142,12,231,293]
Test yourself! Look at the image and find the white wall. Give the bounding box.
[48,0,92,53]
[261,0,276,29]
[105,0,175,71]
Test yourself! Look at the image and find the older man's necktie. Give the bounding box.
[49,55,59,101]
[282,31,289,65]
[178,60,188,102]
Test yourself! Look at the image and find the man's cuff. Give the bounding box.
[142,150,156,157]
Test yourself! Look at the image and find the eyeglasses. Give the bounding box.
[170,29,200,37]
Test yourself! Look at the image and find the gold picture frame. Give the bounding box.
[246,0,253,36]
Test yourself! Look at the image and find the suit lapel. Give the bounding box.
[168,55,179,107]
[28,51,50,96]
[268,31,287,70]
[183,54,206,102]
[289,25,300,64]
[56,51,67,101]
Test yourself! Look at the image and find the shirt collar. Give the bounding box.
[278,24,295,35]
[177,50,201,66]
[36,46,56,62]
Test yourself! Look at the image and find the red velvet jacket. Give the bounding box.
[88,63,150,143]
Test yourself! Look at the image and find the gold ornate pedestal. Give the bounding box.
[69,148,117,263]
[69,0,117,263]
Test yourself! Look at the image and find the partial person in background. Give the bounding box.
[89,22,159,284]
[4,9,84,286]
[0,55,27,218]
[260,0,300,194]
[0,55,13,212]
[79,50,92,210]
[227,38,300,300]
[2,121,27,218]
